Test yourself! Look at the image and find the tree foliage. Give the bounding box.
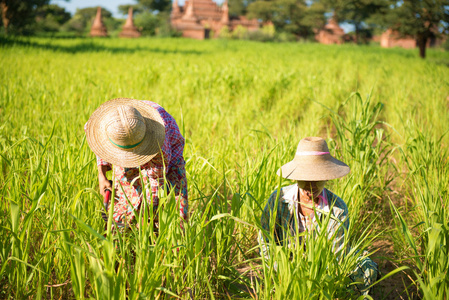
[138,0,172,13]
[134,10,159,35]
[228,0,257,17]
[62,7,114,35]
[229,0,246,16]
[0,0,51,34]
[1,0,448,58]
[74,7,113,22]
[383,0,449,58]
[247,1,275,22]
[118,4,143,16]
[247,0,325,38]
[35,4,71,33]
[117,0,176,36]
[319,0,389,43]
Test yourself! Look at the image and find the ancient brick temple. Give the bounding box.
[380,29,416,48]
[171,0,259,39]
[315,17,345,45]
[90,7,108,37]
[379,29,446,49]
[119,7,141,38]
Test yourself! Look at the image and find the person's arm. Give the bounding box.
[329,196,349,256]
[175,164,188,222]
[330,196,378,295]
[166,157,188,223]
[165,117,188,223]
[258,191,278,261]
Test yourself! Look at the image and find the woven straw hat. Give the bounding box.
[85,98,165,168]
[277,137,350,181]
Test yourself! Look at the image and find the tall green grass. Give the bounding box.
[0,36,448,298]
[390,130,449,299]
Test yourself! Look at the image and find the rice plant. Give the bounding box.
[390,130,449,299]
[0,36,448,298]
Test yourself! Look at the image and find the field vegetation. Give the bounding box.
[1,37,449,299]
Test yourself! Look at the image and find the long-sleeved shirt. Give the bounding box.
[258,184,378,294]
[93,101,188,225]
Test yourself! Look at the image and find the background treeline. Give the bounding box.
[0,0,448,49]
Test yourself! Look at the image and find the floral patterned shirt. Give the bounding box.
[93,101,188,225]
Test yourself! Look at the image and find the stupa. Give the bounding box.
[220,0,229,25]
[315,16,345,44]
[171,0,182,19]
[90,7,108,37]
[120,7,141,38]
[380,29,416,48]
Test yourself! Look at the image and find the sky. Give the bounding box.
[50,0,134,18]
[50,0,205,18]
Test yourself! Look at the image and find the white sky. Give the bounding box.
[50,0,211,18]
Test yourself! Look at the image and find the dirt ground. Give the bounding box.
[370,239,420,300]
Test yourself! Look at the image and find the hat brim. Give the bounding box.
[85,98,165,168]
[277,156,350,181]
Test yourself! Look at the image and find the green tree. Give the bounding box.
[229,0,246,16]
[247,0,325,38]
[74,6,113,23]
[384,0,449,58]
[0,0,51,35]
[118,4,143,15]
[228,0,256,17]
[139,0,171,13]
[319,0,389,43]
[247,0,275,22]
[117,0,175,36]
[35,4,71,33]
[63,7,114,35]
[134,10,158,35]
[301,2,327,33]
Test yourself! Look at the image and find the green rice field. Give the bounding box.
[1,37,449,299]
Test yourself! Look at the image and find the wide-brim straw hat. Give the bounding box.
[277,137,350,181]
[85,98,165,168]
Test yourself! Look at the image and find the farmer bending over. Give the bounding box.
[85,98,188,228]
[258,137,378,295]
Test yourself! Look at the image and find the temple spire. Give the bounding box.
[90,7,108,37]
[171,0,182,19]
[124,7,134,28]
[182,0,197,21]
[221,0,229,24]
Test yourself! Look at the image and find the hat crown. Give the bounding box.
[277,136,350,181]
[105,105,146,150]
[296,137,329,154]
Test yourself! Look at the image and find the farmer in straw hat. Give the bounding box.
[258,137,378,295]
[85,98,188,228]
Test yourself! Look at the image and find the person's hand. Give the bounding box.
[98,164,112,197]
[99,176,112,197]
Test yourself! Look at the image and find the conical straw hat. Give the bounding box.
[277,137,350,181]
[85,98,165,168]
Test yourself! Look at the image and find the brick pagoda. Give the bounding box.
[380,29,416,48]
[315,16,345,45]
[90,7,108,37]
[171,0,260,39]
[120,7,141,38]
